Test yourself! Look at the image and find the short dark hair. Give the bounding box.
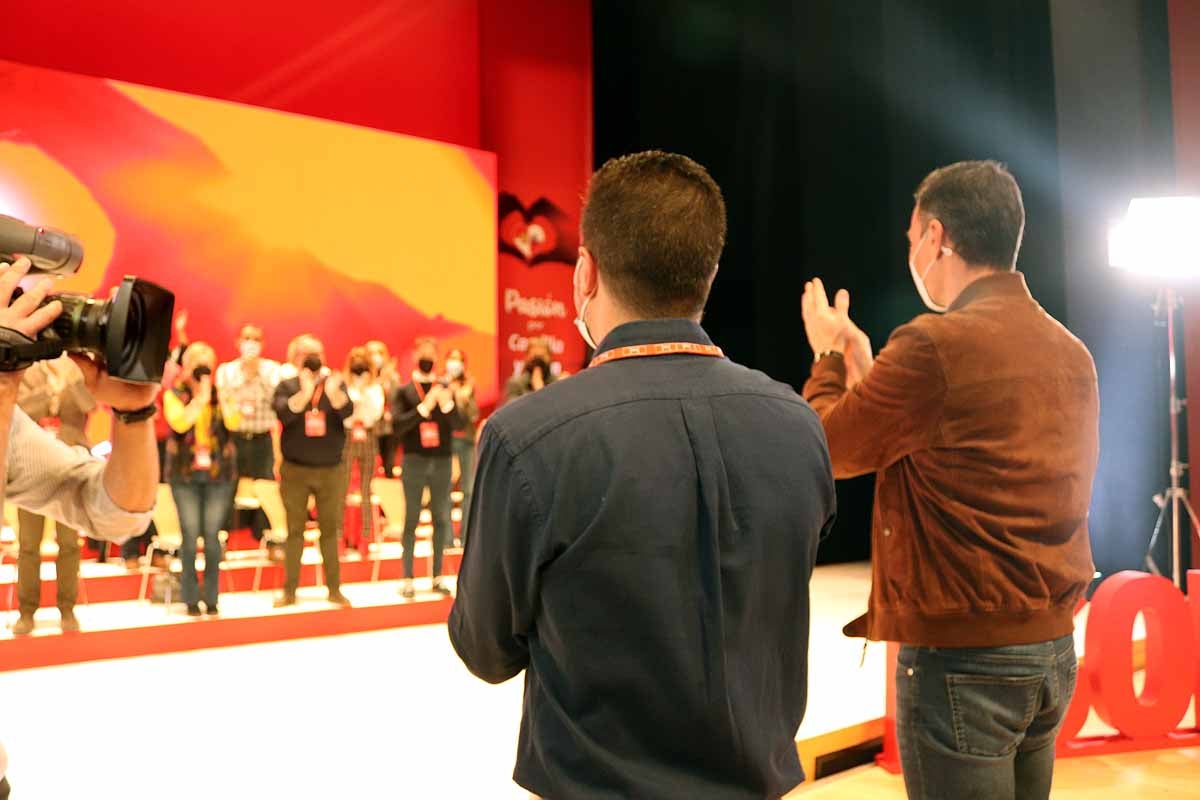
[914,161,1025,270]
[581,150,726,317]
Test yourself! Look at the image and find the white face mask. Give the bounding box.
[574,294,598,350]
[240,340,262,359]
[445,359,464,379]
[908,230,953,313]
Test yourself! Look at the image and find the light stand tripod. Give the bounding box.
[1145,287,1198,587]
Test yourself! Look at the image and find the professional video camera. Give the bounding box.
[0,214,174,383]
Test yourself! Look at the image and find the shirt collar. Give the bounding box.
[593,319,715,359]
[947,270,1032,313]
[413,370,435,384]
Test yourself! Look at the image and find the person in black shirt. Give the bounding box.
[449,151,835,799]
[272,334,355,608]
[391,337,463,599]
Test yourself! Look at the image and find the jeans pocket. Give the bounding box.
[946,673,1045,757]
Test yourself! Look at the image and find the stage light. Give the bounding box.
[1109,196,1200,282]
[1109,196,1200,589]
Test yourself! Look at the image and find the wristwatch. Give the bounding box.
[112,403,158,424]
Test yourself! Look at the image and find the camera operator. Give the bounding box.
[272,334,354,608]
[502,337,556,406]
[0,257,159,628]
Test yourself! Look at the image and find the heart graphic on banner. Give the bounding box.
[497,194,579,266]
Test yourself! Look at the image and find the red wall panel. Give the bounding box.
[2,0,482,148]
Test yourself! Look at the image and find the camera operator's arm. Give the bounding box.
[324,372,353,418]
[282,371,317,417]
[71,354,160,515]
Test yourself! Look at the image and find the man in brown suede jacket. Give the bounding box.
[801,161,1098,800]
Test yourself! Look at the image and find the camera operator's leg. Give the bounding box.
[172,481,203,615]
[312,465,347,604]
[14,509,45,634]
[277,462,311,604]
[53,521,80,632]
[399,454,428,596]
[429,456,453,594]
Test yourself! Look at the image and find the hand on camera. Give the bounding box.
[0,256,63,341]
[69,353,161,414]
[298,369,318,396]
[196,375,214,406]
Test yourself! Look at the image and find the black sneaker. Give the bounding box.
[205,604,220,616]
[327,591,352,608]
[186,604,202,617]
[273,592,297,608]
[432,579,451,596]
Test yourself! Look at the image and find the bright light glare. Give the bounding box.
[90,440,112,459]
[1109,196,1200,282]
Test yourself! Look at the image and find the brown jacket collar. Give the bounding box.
[948,270,1031,313]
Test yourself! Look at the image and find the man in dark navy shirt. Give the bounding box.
[449,151,835,799]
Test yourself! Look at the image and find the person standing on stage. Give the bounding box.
[391,337,463,599]
[341,345,385,547]
[450,151,835,799]
[800,161,1097,800]
[502,336,556,405]
[366,340,401,478]
[272,334,354,608]
[444,347,479,547]
[12,355,96,635]
[216,324,281,548]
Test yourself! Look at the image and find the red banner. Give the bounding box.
[481,0,593,397]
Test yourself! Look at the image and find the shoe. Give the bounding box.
[124,557,141,571]
[204,604,219,616]
[400,579,415,599]
[186,604,202,617]
[327,591,352,608]
[432,579,451,597]
[273,592,297,608]
[59,609,80,633]
[268,545,286,562]
[11,614,34,636]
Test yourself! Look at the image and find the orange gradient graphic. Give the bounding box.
[0,60,498,403]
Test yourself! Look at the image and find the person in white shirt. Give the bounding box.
[341,345,385,548]
[215,324,281,546]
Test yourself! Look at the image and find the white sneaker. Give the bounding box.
[400,578,415,599]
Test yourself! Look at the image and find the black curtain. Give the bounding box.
[594,0,1070,563]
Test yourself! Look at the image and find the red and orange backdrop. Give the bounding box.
[0,60,498,403]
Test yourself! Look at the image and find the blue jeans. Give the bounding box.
[401,453,452,579]
[452,436,476,545]
[171,477,236,608]
[896,635,1077,800]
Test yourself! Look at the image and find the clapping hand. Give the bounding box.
[802,278,874,390]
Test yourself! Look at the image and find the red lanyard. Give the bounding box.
[414,381,431,402]
[589,342,725,368]
[310,382,324,410]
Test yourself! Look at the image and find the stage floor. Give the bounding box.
[0,561,1192,798]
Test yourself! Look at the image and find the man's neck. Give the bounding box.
[413,370,435,384]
